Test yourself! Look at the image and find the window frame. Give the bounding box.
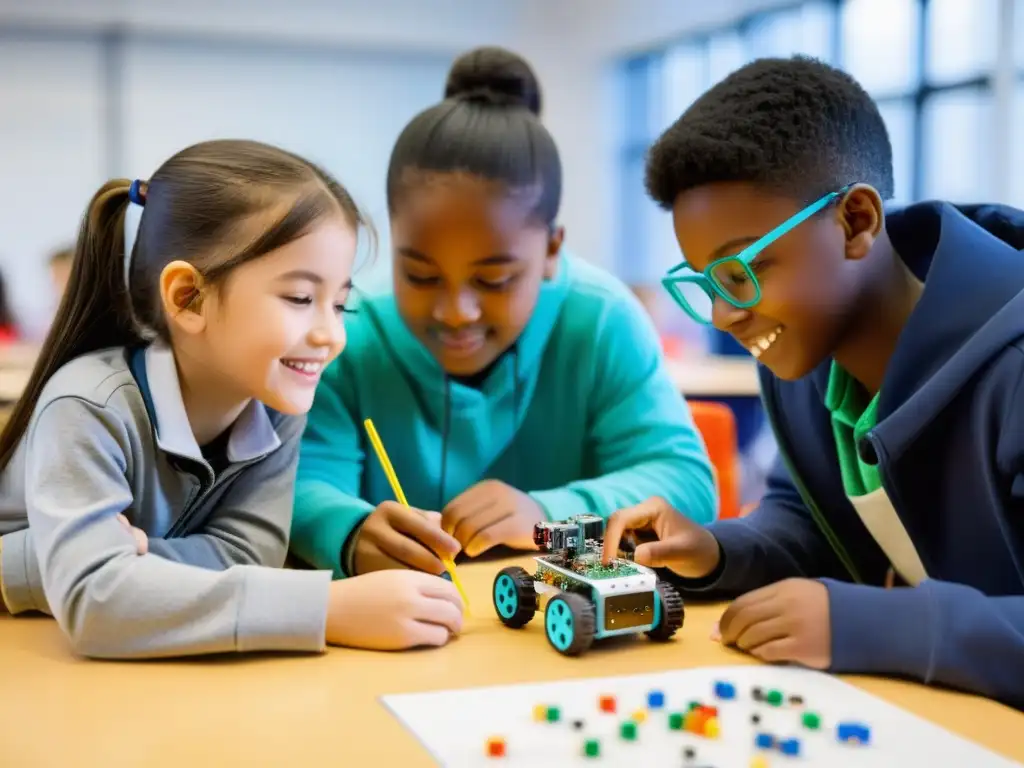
[617,0,1013,281]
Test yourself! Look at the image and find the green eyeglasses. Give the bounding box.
[661,184,854,325]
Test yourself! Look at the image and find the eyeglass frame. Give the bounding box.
[660,184,855,326]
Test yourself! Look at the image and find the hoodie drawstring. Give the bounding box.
[437,344,520,512]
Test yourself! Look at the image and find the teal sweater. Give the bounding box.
[291,252,716,577]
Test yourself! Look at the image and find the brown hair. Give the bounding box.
[0,138,371,469]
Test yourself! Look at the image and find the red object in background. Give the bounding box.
[0,326,19,343]
[687,400,741,520]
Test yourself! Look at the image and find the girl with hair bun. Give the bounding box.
[291,47,716,579]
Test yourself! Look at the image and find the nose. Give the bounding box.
[710,295,751,332]
[308,306,347,352]
[432,286,481,327]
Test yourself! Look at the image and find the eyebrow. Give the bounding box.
[397,247,519,266]
[708,237,759,261]
[277,270,352,290]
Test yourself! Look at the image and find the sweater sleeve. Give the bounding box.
[530,291,717,524]
[290,357,373,578]
[26,397,330,659]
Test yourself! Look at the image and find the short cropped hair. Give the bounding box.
[644,55,894,209]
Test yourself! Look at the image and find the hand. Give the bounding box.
[601,496,720,578]
[354,501,461,576]
[714,578,831,669]
[117,514,148,555]
[441,480,544,557]
[325,570,464,650]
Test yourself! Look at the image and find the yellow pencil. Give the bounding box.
[363,418,471,613]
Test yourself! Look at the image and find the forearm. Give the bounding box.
[291,479,373,577]
[826,579,1024,709]
[146,529,283,571]
[45,546,331,659]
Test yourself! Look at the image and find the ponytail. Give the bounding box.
[0,179,143,469]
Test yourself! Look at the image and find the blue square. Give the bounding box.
[755,733,774,750]
[779,738,801,756]
[713,681,736,700]
[646,690,665,709]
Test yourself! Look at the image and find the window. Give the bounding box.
[876,100,916,204]
[617,0,1014,310]
[925,0,999,84]
[921,89,995,200]
[841,0,919,96]
[1011,81,1024,208]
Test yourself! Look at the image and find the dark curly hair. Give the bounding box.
[644,55,894,210]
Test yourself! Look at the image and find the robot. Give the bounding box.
[492,514,684,656]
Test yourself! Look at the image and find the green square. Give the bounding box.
[668,712,685,730]
[688,700,700,711]
[766,690,784,706]
[546,706,561,723]
[802,712,821,730]
[620,721,637,740]
[583,739,600,757]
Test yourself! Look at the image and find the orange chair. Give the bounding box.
[688,400,741,520]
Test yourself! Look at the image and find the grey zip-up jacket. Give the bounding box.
[0,343,331,658]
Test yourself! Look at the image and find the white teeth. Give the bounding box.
[282,360,322,374]
[748,326,783,359]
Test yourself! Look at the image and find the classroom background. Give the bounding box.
[1,0,1021,509]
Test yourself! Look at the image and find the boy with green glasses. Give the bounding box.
[603,56,1024,709]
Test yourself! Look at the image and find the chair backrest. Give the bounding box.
[687,399,741,520]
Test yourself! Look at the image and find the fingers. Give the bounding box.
[732,614,789,652]
[375,527,448,574]
[117,515,147,555]
[746,636,800,665]
[717,586,777,645]
[404,620,453,649]
[413,595,465,635]
[633,538,693,568]
[442,497,493,544]
[388,506,461,559]
[602,499,663,564]
[417,573,466,612]
[459,507,515,557]
[132,527,149,555]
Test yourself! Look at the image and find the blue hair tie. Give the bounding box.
[128,179,146,207]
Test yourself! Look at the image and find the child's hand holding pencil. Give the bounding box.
[360,419,472,613]
[353,500,461,577]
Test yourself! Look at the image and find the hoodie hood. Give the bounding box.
[870,201,1024,458]
[349,251,572,503]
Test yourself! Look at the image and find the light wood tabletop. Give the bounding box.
[667,355,762,398]
[0,555,1021,767]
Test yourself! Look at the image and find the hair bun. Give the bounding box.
[444,46,542,115]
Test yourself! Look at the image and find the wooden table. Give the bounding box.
[1,556,1021,766]
[667,355,761,398]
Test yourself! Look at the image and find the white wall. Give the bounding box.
[0,0,789,334]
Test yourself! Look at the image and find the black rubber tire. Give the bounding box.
[493,566,538,628]
[646,580,685,641]
[544,591,597,656]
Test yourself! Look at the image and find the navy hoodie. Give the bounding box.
[670,201,1024,710]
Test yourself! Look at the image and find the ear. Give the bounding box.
[159,260,206,335]
[543,225,565,280]
[838,184,884,262]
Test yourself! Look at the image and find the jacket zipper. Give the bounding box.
[762,382,863,584]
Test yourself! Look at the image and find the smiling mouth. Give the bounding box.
[745,326,783,359]
[281,358,325,376]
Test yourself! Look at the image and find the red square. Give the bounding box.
[599,695,617,713]
[486,737,506,757]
